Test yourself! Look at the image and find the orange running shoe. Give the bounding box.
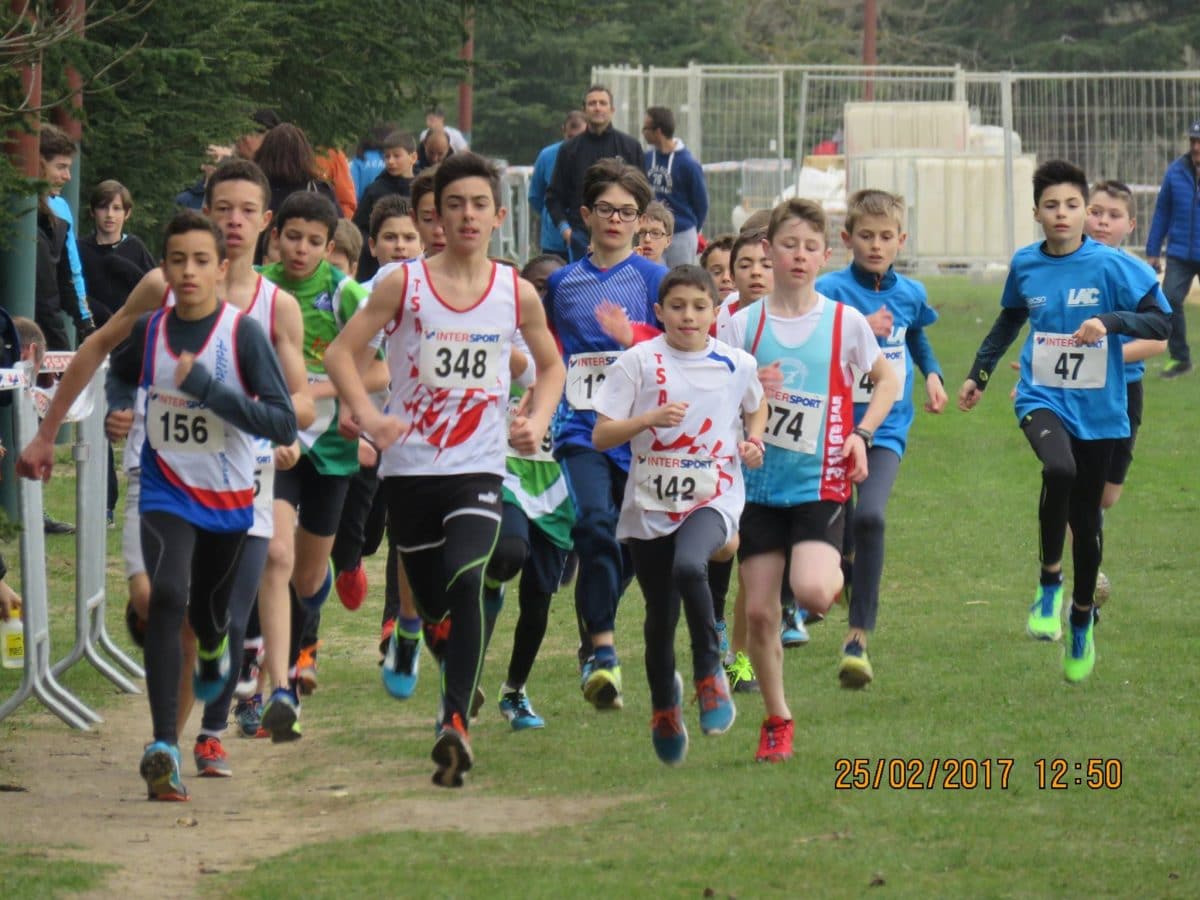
[296,642,319,695]
[431,712,473,788]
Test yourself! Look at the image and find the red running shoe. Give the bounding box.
[335,564,368,611]
[755,716,794,763]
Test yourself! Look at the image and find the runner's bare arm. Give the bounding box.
[325,264,407,448]
[272,289,315,430]
[16,268,167,481]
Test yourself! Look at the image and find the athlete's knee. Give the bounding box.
[486,535,528,584]
[266,531,294,577]
[1041,454,1076,487]
[791,569,841,615]
[572,506,619,554]
[852,504,886,540]
[671,553,708,590]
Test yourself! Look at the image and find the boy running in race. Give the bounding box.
[958,160,1170,683]
[724,199,898,761]
[593,265,765,764]
[324,152,564,787]
[543,159,665,710]
[816,189,946,686]
[122,211,296,799]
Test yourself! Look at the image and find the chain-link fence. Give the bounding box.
[590,63,1200,268]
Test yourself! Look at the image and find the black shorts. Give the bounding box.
[738,500,845,560]
[1107,380,1144,486]
[273,454,353,537]
[384,473,504,553]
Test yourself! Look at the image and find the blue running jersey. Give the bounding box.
[543,253,665,470]
[1002,237,1168,439]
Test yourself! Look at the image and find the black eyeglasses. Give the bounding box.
[592,202,640,222]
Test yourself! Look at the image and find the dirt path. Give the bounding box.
[0,689,617,899]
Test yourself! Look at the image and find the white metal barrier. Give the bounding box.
[0,356,142,731]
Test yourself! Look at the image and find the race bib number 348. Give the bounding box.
[147,388,223,453]
[1031,332,1107,389]
[419,330,502,390]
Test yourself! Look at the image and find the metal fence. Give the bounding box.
[590,63,1200,267]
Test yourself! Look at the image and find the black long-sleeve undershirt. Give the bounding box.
[111,304,296,446]
[967,288,1169,390]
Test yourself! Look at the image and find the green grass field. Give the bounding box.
[2,276,1198,898]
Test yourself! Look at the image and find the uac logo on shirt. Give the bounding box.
[313,292,334,312]
[1066,288,1101,307]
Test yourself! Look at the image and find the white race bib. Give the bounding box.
[633,452,719,513]
[851,345,907,403]
[1031,332,1107,389]
[565,351,620,411]
[506,395,554,462]
[147,388,224,453]
[418,330,502,390]
[762,388,824,454]
[300,374,336,450]
[253,442,275,501]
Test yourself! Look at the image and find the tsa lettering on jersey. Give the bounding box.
[820,394,848,498]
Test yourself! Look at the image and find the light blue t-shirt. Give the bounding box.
[47,194,90,320]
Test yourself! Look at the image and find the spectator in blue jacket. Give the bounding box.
[642,106,709,267]
[1145,119,1200,378]
[529,110,586,257]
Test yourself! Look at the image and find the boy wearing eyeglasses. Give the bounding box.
[543,158,665,711]
[636,202,674,265]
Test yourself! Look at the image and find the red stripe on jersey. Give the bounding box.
[156,455,254,510]
[819,301,852,504]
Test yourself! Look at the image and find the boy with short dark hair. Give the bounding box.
[959,160,1170,683]
[325,151,564,787]
[122,210,296,799]
[38,123,92,341]
[816,188,945,687]
[353,131,418,281]
[700,233,736,298]
[544,158,664,710]
[636,201,674,264]
[256,190,381,736]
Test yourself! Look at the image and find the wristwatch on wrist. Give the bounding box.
[852,426,874,448]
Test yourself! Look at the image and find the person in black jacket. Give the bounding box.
[545,85,645,262]
[79,180,156,327]
[352,130,416,281]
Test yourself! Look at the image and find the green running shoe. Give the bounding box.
[838,639,874,688]
[1027,583,1063,641]
[725,650,759,693]
[1063,617,1096,683]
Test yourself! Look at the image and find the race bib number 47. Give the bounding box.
[1031,332,1107,389]
[147,388,223,453]
[634,453,718,513]
[419,330,503,390]
[851,345,906,403]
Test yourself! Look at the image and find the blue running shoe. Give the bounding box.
[139,741,188,801]
[781,605,809,648]
[1027,582,1064,641]
[695,667,736,735]
[193,634,230,704]
[260,687,302,743]
[234,695,261,737]
[499,689,545,731]
[382,628,421,700]
[650,673,688,765]
[1063,617,1096,683]
[715,619,729,658]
